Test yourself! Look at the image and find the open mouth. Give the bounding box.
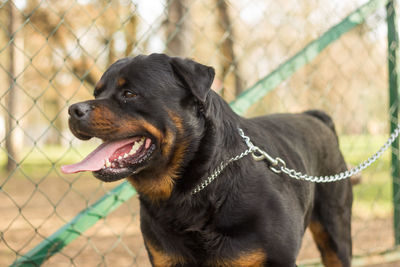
[61,136,155,181]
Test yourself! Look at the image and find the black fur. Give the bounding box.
[67,53,353,267]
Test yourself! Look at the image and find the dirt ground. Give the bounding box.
[0,172,399,266]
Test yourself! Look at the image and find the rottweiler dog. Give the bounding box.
[62,53,352,267]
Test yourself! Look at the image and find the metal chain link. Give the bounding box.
[192,124,400,195]
[191,147,253,194]
[241,125,400,183]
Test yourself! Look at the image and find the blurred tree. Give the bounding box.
[24,0,138,145]
[124,9,138,57]
[26,1,76,145]
[215,0,242,101]
[165,0,190,56]
[5,1,22,171]
[100,1,119,66]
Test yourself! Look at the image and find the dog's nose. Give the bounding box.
[69,102,93,120]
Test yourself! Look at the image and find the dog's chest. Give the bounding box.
[143,200,268,266]
[146,228,267,267]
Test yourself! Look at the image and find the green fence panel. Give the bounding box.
[230,0,390,115]
[11,182,136,266]
[387,0,400,246]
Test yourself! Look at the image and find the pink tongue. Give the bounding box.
[61,138,139,174]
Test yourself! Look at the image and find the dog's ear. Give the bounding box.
[170,57,215,103]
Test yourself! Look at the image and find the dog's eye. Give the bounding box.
[122,90,137,99]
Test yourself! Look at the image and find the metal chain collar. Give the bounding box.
[191,145,254,195]
[191,125,400,195]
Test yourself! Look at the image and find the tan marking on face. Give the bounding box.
[128,175,174,202]
[127,137,188,202]
[94,81,104,95]
[88,106,188,202]
[95,80,104,90]
[161,109,183,157]
[211,249,267,267]
[126,112,188,202]
[145,240,186,267]
[117,77,127,87]
[167,110,184,134]
[90,106,119,136]
[125,119,163,145]
[161,109,184,157]
[99,116,164,143]
[161,128,174,157]
[309,221,343,267]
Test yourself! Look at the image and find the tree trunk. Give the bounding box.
[165,0,189,56]
[107,38,116,66]
[215,0,242,101]
[125,13,138,57]
[5,1,21,172]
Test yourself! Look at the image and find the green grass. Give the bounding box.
[0,142,97,165]
[0,142,99,181]
[340,134,390,168]
[340,134,394,217]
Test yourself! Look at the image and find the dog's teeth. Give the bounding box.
[129,143,140,155]
[136,139,144,146]
[118,156,122,160]
[123,153,129,158]
[105,159,111,168]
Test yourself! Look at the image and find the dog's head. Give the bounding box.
[62,54,215,200]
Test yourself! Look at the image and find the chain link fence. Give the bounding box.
[0,0,398,265]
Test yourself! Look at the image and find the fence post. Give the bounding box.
[387,0,400,245]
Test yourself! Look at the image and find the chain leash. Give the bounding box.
[191,147,254,194]
[191,125,400,195]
